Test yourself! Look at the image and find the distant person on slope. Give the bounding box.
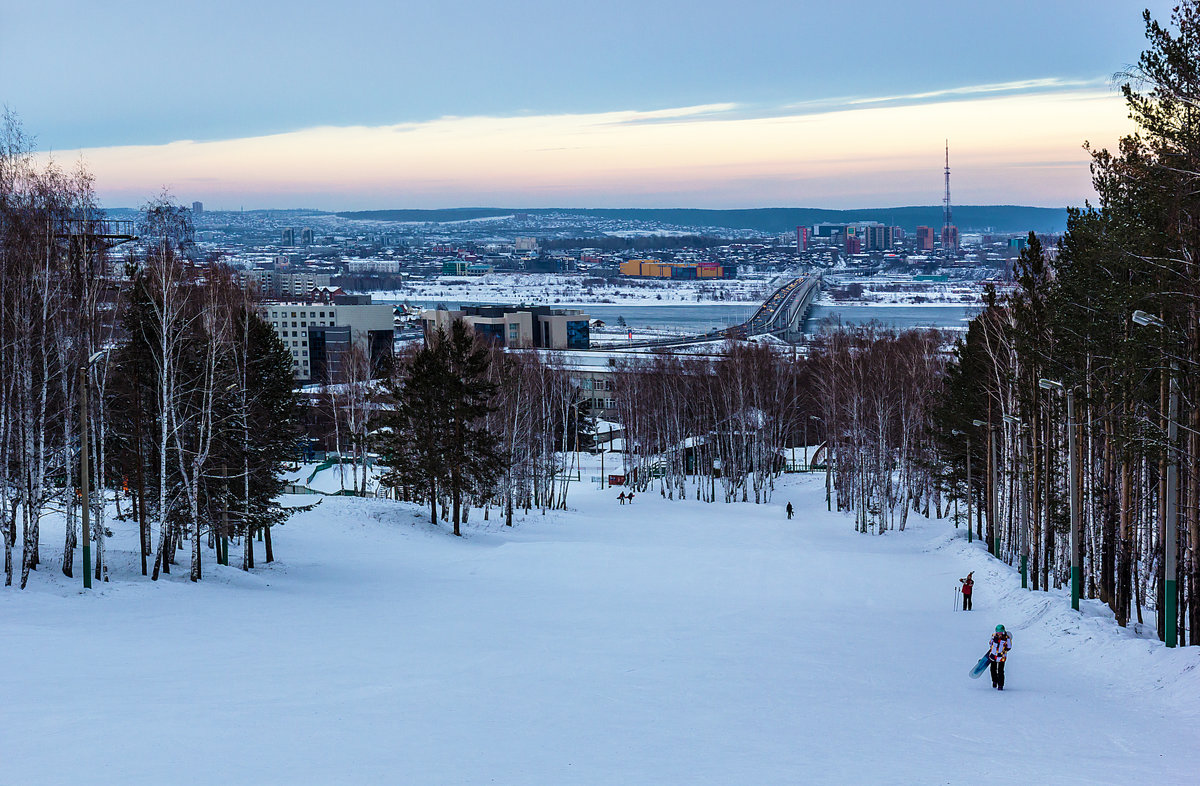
[960,572,974,611]
[988,624,1012,690]
[786,502,794,520]
[618,492,627,505]
[627,492,635,504]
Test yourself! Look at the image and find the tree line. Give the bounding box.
[925,4,1200,645]
[0,114,300,588]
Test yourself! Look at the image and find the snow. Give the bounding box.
[2,473,1197,784]
[282,459,385,495]
[367,272,776,307]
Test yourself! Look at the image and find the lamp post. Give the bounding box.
[807,415,820,471]
[972,419,996,554]
[1132,309,1178,647]
[79,348,109,590]
[1004,414,1028,589]
[1040,377,1080,612]
[953,429,972,543]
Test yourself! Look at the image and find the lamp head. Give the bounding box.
[1131,309,1165,329]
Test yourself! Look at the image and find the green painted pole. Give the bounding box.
[79,365,92,590]
[1067,390,1080,612]
[966,436,973,544]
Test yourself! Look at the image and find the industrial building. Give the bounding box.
[421,305,590,350]
[618,260,733,279]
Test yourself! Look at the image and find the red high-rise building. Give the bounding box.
[916,226,936,251]
[941,225,959,251]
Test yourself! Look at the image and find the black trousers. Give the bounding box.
[990,659,1005,688]
[963,594,972,610]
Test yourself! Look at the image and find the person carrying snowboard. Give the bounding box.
[988,624,1012,690]
[960,571,974,611]
[617,492,627,505]
[786,502,794,520]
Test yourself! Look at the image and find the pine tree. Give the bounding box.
[383,321,506,535]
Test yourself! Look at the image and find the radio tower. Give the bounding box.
[942,140,954,255]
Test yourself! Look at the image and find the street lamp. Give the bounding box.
[1132,309,1178,647]
[972,418,997,554]
[952,429,972,543]
[1039,377,1081,612]
[79,348,110,590]
[1003,414,1029,589]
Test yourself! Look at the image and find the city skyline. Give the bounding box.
[2,1,1169,209]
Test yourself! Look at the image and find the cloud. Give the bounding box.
[52,83,1133,210]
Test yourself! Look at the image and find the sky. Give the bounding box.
[0,0,1177,210]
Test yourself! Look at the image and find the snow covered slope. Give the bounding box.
[1,476,1196,784]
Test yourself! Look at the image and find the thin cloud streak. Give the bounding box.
[54,87,1133,210]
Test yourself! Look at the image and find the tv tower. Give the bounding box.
[942,140,953,254]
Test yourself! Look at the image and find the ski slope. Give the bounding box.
[1,475,1197,784]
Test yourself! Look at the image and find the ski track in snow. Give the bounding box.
[1,474,1197,785]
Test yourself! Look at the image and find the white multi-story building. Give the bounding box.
[262,298,394,382]
[346,260,401,274]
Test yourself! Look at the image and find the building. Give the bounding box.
[262,295,394,382]
[916,226,936,251]
[346,260,401,274]
[192,201,203,214]
[619,260,733,279]
[241,268,332,299]
[301,228,314,245]
[844,235,862,255]
[282,228,295,246]
[441,260,493,276]
[515,237,539,251]
[941,225,959,251]
[421,305,590,350]
[796,226,809,252]
[863,224,897,251]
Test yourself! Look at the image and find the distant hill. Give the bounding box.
[338,206,1068,234]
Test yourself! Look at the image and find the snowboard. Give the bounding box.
[969,653,990,679]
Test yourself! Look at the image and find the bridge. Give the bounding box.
[598,274,821,350]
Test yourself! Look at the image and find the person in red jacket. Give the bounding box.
[960,572,974,611]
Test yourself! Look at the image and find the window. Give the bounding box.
[301,350,307,356]
[301,322,306,327]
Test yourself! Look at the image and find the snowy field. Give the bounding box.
[2,475,1198,785]
[370,272,775,307]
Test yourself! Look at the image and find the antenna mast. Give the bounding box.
[943,140,953,255]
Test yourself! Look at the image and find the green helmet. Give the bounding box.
[995,625,1006,633]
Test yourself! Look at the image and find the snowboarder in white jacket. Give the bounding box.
[988,625,1012,690]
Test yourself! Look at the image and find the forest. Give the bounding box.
[0,114,300,587]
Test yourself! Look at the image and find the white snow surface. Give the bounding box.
[2,474,1198,784]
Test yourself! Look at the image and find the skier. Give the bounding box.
[617,492,627,505]
[627,492,635,505]
[988,624,1012,690]
[786,502,794,520]
[960,571,974,611]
